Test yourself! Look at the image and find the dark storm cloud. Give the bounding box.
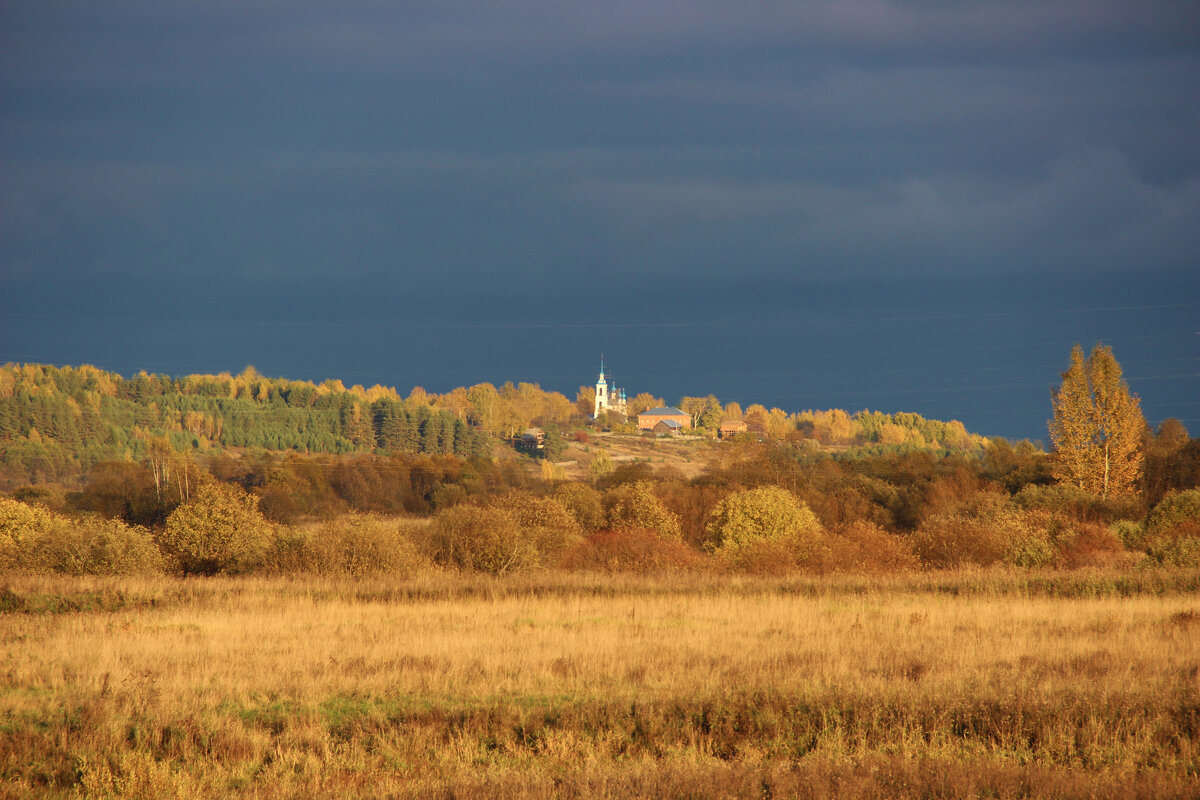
[3,1,1197,283]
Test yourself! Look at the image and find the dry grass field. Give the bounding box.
[559,432,718,481]
[1,570,1198,798]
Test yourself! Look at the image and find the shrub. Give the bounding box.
[491,491,578,532]
[160,483,272,575]
[911,494,1053,569]
[1145,489,1200,538]
[489,491,583,559]
[604,481,682,540]
[559,529,702,573]
[589,448,613,480]
[1147,521,1200,567]
[0,497,50,568]
[826,520,918,573]
[254,464,345,524]
[0,498,162,574]
[1111,520,1146,551]
[601,462,657,488]
[428,504,536,575]
[1143,490,1200,567]
[1051,520,1130,570]
[705,487,827,573]
[29,516,164,575]
[555,482,606,533]
[715,536,822,575]
[0,496,56,539]
[656,481,727,549]
[1012,483,1141,523]
[265,515,428,577]
[1003,511,1057,568]
[705,487,822,554]
[10,485,67,513]
[430,484,467,510]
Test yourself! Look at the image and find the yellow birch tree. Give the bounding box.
[1049,344,1144,497]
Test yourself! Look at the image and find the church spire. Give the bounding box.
[594,355,609,418]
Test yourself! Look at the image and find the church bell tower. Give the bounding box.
[593,356,608,418]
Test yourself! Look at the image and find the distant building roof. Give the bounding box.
[639,407,688,417]
[657,419,682,429]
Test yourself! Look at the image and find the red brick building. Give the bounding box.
[719,420,748,439]
[637,406,691,431]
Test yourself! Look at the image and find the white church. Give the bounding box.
[592,357,628,418]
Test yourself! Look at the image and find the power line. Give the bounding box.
[2,301,1197,331]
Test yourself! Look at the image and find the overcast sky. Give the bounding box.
[2,1,1197,441]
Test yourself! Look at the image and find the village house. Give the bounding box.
[638,406,692,431]
[719,420,748,439]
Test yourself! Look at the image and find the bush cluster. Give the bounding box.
[0,453,1196,577]
[0,497,162,574]
[427,492,581,575]
[265,515,429,577]
[1142,489,1200,566]
[559,529,702,572]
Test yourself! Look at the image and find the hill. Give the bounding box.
[0,362,991,490]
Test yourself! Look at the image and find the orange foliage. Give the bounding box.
[559,529,702,573]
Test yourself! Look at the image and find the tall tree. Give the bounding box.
[575,386,596,419]
[541,423,566,462]
[1049,344,1145,497]
[467,383,502,435]
[627,392,665,417]
[678,396,721,430]
[743,404,770,434]
[145,435,174,506]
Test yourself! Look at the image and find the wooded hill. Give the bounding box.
[0,362,991,488]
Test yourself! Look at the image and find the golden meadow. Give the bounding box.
[2,570,1199,799]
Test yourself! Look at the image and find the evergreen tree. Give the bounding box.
[374,400,405,452]
[542,424,566,461]
[418,413,440,454]
[398,408,420,453]
[435,412,455,454]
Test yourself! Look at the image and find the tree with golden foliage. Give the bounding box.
[1049,344,1144,498]
[743,404,769,434]
[575,386,595,418]
[589,447,613,481]
[627,392,665,417]
[604,481,682,539]
[705,487,822,552]
[160,483,271,574]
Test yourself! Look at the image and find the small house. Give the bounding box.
[719,420,748,439]
[638,406,691,431]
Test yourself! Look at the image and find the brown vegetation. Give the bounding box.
[1,571,1197,798]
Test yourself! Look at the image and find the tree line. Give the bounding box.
[1,362,993,488]
[1,342,1198,578]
